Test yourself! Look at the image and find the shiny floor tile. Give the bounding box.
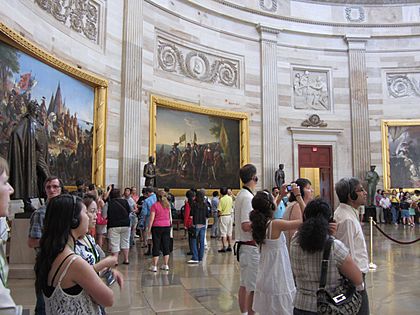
[7,224,420,315]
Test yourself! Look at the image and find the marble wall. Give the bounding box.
[2,0,420,193]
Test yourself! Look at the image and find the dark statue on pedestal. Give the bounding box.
[275,164,285,188]
[366,165,379,207]
[8,100,50,213]
[144,156,157,187]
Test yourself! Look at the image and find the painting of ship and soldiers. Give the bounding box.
[155,106,241,189]
[0,40,94,186]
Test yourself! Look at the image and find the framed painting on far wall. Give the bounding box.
[149,95,249,195]
[0,22,107,188]
[382,119,420,191]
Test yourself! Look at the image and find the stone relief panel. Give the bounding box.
[345,7,365,22]
[34,0,102,43]
[259,0,277,13]
[293,68,331,111]
[157,36,240,88]
[387,73,420,98]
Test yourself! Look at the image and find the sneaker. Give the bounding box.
[187,260,199,264]
[226,247,232,252]
[160,264,169,271]
[218,248,226,253]
[149,265,157,272]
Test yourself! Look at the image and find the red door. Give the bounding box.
[298,145,333,205]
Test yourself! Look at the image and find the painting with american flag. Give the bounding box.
[153,98,245,190]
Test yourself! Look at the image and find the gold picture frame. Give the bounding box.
[0,22,107,188]
[150,95,249,196]
[381,119,420,191]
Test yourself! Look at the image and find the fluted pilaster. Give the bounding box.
[346,35,371,181]
[257,25,280,189]
[120,0,143,188]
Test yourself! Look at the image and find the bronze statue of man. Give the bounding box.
[8,100,50,210]
[366,165,380,206]
[144,156,157,187]
[275,164,285,188]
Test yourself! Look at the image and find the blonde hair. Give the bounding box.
[0,157,9,176]
[157,190,170,209]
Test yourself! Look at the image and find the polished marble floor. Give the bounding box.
[9,224,420,315]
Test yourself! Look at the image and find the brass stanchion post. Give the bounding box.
[369,217,377,271]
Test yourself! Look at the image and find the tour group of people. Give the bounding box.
[375,188,420,226]
[0,155,384,315]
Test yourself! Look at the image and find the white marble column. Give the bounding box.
[257,25,280,189]
[345,35,371,181]
[120,0,143,188]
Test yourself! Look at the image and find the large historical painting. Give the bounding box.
[150,96,249,193]
[0,23,107,187]
[382,120,420,190]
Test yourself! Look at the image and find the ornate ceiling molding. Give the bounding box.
[209,0,420,28]
[296,0,420,4]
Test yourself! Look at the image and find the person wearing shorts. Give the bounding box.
[103,188,131,264]
[234,164,259,315]
[217,187,233,252]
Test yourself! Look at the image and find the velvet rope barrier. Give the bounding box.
[372,220,420,245]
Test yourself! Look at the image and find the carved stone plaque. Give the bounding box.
[157,37,240,88]
[387,73,420,98]
[34,0,101,43]
[259,0,277,12]
[293,69,330,110]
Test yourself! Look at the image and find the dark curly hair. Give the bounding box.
[297,198,331,253]
[249,191,276,245]
[35,194,83,294]
[288,178,311,202]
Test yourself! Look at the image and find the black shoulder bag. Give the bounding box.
[317,237,362,315]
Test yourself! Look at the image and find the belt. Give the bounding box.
[233,240,257,262]
[220,214,231,216]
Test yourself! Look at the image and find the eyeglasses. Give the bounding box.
[46,185,61,190]
[355,187,366,193]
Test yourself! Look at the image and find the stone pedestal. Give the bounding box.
[8,218,35,279]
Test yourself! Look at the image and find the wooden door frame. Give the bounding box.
[297,144,333,203]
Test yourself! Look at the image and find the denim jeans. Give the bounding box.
[211,213,219,237]
[391,206,398,224]
[191,226,206,261]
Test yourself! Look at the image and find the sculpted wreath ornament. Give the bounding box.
[157,41,239,87]
[387,75,420,98]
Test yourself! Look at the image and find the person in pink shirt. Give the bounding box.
[148,190,172,272]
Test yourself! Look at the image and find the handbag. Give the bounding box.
[96,209,108,225]
[316,237,362,315]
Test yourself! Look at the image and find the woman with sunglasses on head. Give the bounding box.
[35,194,114,314]
[249,190,305,315]
[0,157,22,315]
[289,198,363,315]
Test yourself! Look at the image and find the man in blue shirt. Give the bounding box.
[142,187,157,255]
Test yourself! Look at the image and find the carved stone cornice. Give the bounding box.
[287,127,343,135]
[257,24,279,43]
[156,36,240,88]
[345,34,370,50]
[33,0,102,44]
[209,0,420,28]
